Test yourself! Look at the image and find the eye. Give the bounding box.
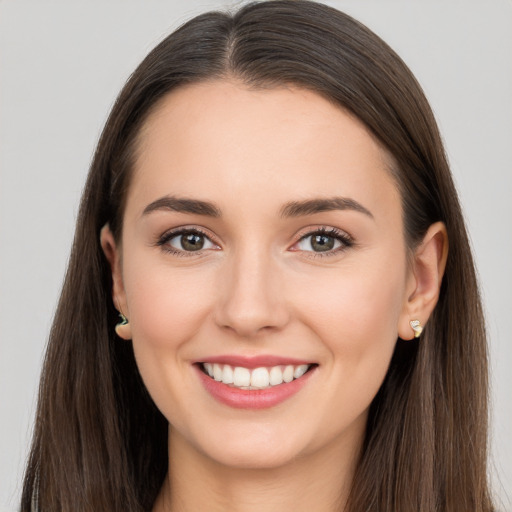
[159,228,218,254]
[292,228,353,255]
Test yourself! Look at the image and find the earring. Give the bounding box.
[117,312,128,327]
[409,320,423,338]
[115,312,129,337]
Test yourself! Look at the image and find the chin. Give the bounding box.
[184,421,314,470]
[203,442,304,470]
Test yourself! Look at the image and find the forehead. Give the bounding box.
[127,80,400,225]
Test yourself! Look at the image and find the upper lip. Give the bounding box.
[196,355,315,369]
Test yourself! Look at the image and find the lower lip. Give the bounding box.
[195,365,316,410]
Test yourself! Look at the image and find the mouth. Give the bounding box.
[195,358,318,409]
[199,362,315,390]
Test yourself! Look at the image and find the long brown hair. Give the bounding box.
[21,1,494,510]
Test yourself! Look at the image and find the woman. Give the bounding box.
[20,1,495,510]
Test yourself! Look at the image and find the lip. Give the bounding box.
[194,362,317,410]
[197,354,314,369]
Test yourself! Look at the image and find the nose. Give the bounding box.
[214,246,290,338]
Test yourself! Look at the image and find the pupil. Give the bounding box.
[182,233,204,251]
[312,234,334,252]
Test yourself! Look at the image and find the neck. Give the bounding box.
[153,426,363,512]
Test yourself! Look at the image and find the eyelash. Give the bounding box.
[156,226,354,258]
[156,227,217,257]
[294,227,354,258]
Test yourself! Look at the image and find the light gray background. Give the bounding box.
[1,1,510,510]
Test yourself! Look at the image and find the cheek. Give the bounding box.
[125,260,215,348]
[121,255,216,416]
[121,259,224,435]
[291,252,407,409]
[297,256,405,344]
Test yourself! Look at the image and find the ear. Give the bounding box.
[100,224,132,340]
[398,221,448,340]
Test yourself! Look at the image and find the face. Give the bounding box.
[105,80,418,470]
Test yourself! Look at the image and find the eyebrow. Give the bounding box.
[142,196,221,217]
[141,195,373,219]
[280,197,374,219]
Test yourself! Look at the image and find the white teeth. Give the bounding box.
[251,367,270,388]
[233,367,251,387]
[202,362,312,389]
[213,363,223,381]
[293,364,309,379]
[269,366,283,386]
[222,364,234,384]
[283,365,294,383]
[204,363,214,377]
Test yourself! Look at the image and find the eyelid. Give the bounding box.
[155,224,353,257]
[156,225,221,254]
[289,226,354,256]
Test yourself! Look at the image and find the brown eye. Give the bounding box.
[297,233,340,253]
[310,234,335,252]
[180,233,204,251]
[293,228,352,255]
[166,230,216,252]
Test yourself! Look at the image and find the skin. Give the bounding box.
[101,80,447,512]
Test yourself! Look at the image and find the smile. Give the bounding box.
[195,357,317,409]
[201,362,311,389]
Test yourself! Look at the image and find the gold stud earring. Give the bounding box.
[409,320,423,338]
